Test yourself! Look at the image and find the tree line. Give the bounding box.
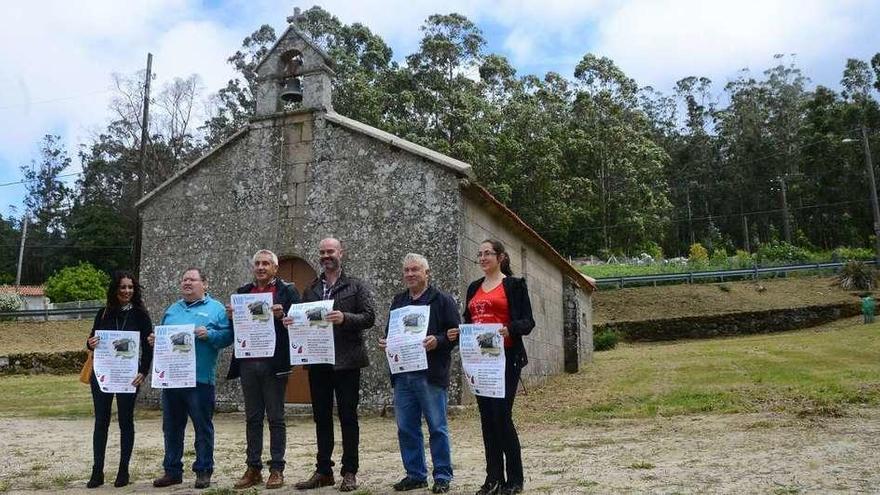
[2,6,879,284]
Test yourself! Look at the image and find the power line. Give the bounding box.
[0,90,112,111]
[0,172,83,188]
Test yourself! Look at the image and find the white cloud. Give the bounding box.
[1,0,879,214]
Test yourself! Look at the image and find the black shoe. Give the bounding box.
[152,473,183,488]
[113,467,130,488]
[500,482,523,495]
[86,467,104,489]
[475,480,501,495]
[432,479,451,493]
[393,476,428,491]
[194,471,212,489]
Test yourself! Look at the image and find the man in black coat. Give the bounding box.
[379,253,459,494]
[226,250,300,490]
[294,238,375,493]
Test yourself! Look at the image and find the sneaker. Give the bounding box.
[266,468,284,489]
[152,473,183,488]
[339,472,358,492]
[475,480,501,495]
[393,476,428,491]
[294,471,335,490]
[499,482,523,495]
[432,479,451,493]
[234,466,263,489]
[194,471,212,489]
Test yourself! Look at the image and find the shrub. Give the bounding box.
[833,247,874,262]
[0,292,22,312]
[734,249,754,268]
[710,247,729,267]
[594,329,619,351]
[636,240,664,261]
[755,241,811,264]
[44,262,109,303]
[837,261,878,291]
[688,243,709,266]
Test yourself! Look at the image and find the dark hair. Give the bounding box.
[183,267,207,283]
[482,239,513,276]
[106,270,145,310]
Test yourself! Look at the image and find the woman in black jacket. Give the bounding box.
[448,239,535,495]
[85,271,153,488]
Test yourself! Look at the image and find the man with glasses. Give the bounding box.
[150,268,232,490]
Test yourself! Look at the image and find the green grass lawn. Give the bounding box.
[3,319,879,422]
[519,318,880,422]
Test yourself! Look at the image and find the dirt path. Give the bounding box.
[2,408,879,494]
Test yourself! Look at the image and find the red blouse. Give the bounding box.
[468,282,512,348]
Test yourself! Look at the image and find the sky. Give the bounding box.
[1,0,879,217]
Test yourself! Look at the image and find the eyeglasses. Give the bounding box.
[477,251,497,258]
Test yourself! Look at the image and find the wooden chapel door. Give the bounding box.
[278,256,317,403]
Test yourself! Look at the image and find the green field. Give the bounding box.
[4,319,879,424]
[520,318,880,422]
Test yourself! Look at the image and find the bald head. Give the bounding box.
[318,237,343,274]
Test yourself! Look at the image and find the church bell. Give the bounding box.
[280,77,303,103]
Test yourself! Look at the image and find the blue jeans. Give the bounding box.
[161,383,216,477]
[393,372,452,483]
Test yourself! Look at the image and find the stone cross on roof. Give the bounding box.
[286,7,303,24]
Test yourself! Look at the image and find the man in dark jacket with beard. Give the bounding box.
[294,238,375,493]
[226,249,301,490]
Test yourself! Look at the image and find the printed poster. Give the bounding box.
[385,305,430,374]
[93,330,140,393]
[459,323,506,398]
[151,324,196,389]
[231,293,276,358]
[287,300,336,365]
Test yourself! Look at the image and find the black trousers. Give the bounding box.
[476,352,523,486]
[308,365,361,475]
[90,374,138,472]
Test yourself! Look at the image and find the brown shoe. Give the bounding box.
[234,466,262,489]
[266,469,284,489]
[339,472,357,492]
[295,471,335,490]
[152,473,182,488]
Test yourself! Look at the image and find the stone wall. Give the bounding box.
[460,195,567,389]
[595,302,861,342]
[139,109,465,409]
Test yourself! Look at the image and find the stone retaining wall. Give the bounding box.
[595,303,861,342]
[0,350,87,375]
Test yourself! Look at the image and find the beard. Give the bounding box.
[321,257,340,271]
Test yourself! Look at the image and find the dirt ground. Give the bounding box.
[593,275,870,325]
[2,408,880,494]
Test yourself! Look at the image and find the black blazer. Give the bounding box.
[88,305,154,376]
[227,278,301,379]
[386,285,461,388]
[463,276,535,368]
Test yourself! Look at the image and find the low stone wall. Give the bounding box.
[595,303,861,342]
[0,350,88,375]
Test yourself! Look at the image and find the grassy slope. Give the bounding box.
[518,317,880,422]
[0,319,91,355]
[593,275,868,324]
[5,318,878,422]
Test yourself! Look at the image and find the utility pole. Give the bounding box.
[778,176,792,244]
[133,53,152,277]
[15,211,29,287]
[860,124,880,263]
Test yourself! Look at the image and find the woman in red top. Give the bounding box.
[448,239,535,495]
